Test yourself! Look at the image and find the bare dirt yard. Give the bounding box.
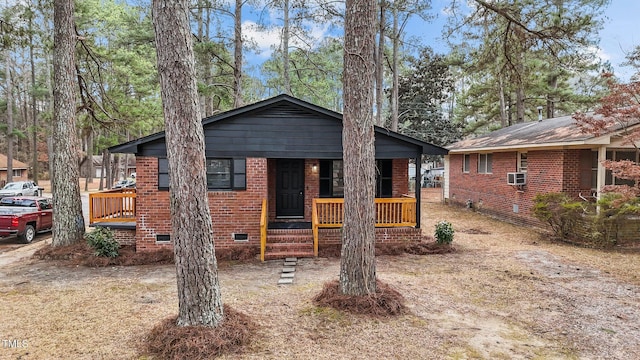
[1,189,639,359]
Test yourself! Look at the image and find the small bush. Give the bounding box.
[587,192,640,247]
[434,220,454,244]
[85,227,120,258]
[598,192,640,216]
[532,193,586,239]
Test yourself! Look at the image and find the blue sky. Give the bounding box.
[421,0,639,79]
[242,0,639,81]
[597,0,639,80]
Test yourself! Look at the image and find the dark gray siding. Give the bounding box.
[112,96,447,158]
[137,138,169,157]
[136,104,423,159]
[202,104,343,158]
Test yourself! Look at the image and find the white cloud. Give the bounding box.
[243,21,282,59]
[590,45,611,63]
[305,21,332,46]
[242,18,334,60]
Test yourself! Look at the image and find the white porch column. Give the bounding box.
[596,146,607,200]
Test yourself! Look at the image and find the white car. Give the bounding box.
[0,181,38,198]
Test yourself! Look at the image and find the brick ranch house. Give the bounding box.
[444,113,640,227]
[0,154,29,187]
[93,95,448,260]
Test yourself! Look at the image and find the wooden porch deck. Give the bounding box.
[88,188,136,225]
[89,191,418,261]
[260,197,417,261]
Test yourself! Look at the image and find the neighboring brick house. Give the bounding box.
[104,95,448,259]
[445,114,640,226]
[0,154,29,187]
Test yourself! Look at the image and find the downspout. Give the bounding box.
[415,151,421,228]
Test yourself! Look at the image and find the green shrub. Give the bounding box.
[534,191,640,247]
[597,192,640,216]
[532,193,586,239]
[588,192,640,247]
[434,220,454,245]
[85,227,120,257]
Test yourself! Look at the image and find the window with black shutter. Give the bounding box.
[158,157,246,191]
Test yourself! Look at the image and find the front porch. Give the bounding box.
[102,95,448,257]
[90,190,422,260]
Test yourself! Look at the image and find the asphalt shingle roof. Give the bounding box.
[447,113,638,152]
[0,154,29,170]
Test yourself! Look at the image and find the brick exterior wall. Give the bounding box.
[305,159,320,219]
[135,156,267,251]
[448,149,592,227]
[267,158,277,220]
[574,215,640,246]
[113,229,136,246]
[319,227,425,247]
[133,156,415,252]
[392,159,409,197]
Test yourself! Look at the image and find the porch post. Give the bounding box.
[596,145,604,214]
[596,146,606,202]
[414,151,421,228]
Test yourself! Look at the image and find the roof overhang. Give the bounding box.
[447,134,615,154]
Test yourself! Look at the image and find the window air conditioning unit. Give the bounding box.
[507,172,526,185]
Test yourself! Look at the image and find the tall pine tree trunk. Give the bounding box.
[390,7,399,131]
[375,0,385,126]
[152,0,224,327]
[282,0,291,95]
[546,74,557,119]
[204,7,215,115]
[498,74,507,128]
[85,129,94,192]
[52,0,85,246]
[233,0,244,108]
[516,83,525,123]
[29,17,39,183]
[5,52,14,183]
[340,0,377,296]
[100,149,108,191]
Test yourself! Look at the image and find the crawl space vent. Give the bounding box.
[156,234,171,243]
[233,233,249,242]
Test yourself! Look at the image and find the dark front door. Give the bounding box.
[276,159,305,217]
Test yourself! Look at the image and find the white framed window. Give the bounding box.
[463,154,470,173]
[478,153,493,174]
[605,150,638,186]
[518,152,528,172]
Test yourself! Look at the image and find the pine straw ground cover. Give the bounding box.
[0,191,639,359]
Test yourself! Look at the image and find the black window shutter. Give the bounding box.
[319,160,332,197]
[158,158,170,190]
[232,158,246,190]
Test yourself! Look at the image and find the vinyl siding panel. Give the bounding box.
[136,104,422,159]
[119,100,446,159]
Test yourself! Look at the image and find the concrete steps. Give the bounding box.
[278,257,298,285]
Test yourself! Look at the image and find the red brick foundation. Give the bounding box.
[113,229,136,246]
[319,227,426,246]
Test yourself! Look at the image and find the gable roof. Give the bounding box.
[0,154,29,170]
[110,94,448,157]
[448,113,640,153]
